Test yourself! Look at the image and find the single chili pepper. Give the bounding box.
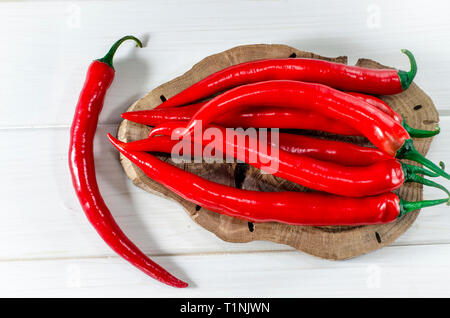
[180,80,450,179]
[109,134,449,226]
[124,128,439,178]
[124,135,208,160]
[347,92,440,138]
[277,133,396,167]
[122,93,438,138]
[68,36,187,288]
[145,121,391,166]
[156,49,416,109]
[277,134,438,173]
[139,121,447,197]
[123,101,360,135]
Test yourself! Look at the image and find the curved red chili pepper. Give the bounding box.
[182,81,408,154]
[68,36,187,288]
[124,130,440,183]
[122,101,360,136]
[277,133,392,166]
[123,94,439,138]
[180,80,449,179]
[109,134,449,226]
[132,121,448,197]
[156,50,416,109]
[138,130,391,166]
[143,123,440,178]
[346,92,403,123]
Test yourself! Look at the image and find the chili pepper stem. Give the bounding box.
[97,35,143,69]
[409,173,450,197]
[402,163,440,178]
[399,198,449,217]
[397,139,450,180]
[398,49,417,90]
[402,119,440,138]
[402,163,450,197]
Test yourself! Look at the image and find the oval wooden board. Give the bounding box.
[117,44,439,260]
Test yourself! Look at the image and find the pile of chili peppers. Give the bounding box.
[70,36,449,288]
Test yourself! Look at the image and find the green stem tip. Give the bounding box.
[398,49,417,90]
[399,164,450,217]
[397,139,450,180]
[404,170,450,197]
[399,197,449,217]
[403,120,440,138]
[97,35,143,69]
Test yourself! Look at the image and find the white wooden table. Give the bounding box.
[1,0,450,297]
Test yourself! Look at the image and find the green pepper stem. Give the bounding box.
[397,139,450,180]
[97,35,143,70]
[399,197,449,217]
[406,172,450,197]
[402,163,439,178]
[403,120,440,138]
[398,49,417,90]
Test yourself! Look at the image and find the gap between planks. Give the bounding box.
[2,242,450,263]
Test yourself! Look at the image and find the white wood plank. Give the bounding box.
[0,118,449,260]
[1,244,450,297]
[1,0,450,128]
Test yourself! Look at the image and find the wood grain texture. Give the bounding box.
[2,244,450,297]
[117,44,439,260]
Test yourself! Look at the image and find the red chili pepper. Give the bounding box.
[347,92,403,123]
[140,130,389,166]
[122,94,439,138]
[156,50,417,109]
[276,134,438,174]
[277,133,393,166]
[347,92,439,138]
[68,36,187,288]
[123,129,440,181]
[122,101,360,136]
[109,134,449,226]
[180,80,449,179]
[126,121,446,197]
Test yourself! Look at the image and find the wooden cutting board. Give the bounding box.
[117,44,439,260]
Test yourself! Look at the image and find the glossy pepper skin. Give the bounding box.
[123,93,439,138]
[109,135,449,226]
[143,123,440,179]
[347,92,440,138]
[129,133,442,183]
[180,80,450,179]
[347,92,403,123]
[139,122,448,198]
[68,36,187,288]
[156,50,417,109]
[120,133,391,167]
[122,101,360,136]
[145,122,392,166]
[277,133,392,166]
[182,80,410,156]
